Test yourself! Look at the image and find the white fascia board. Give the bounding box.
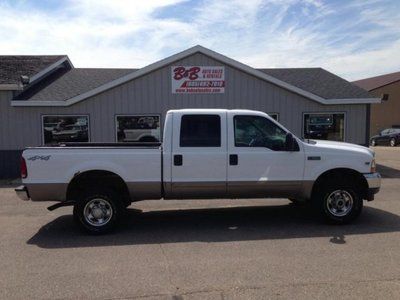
[0,84,22,91]
[11,100,67,107]
[323,98,381,104]
[9,45,382,107]
[29,56,73,84]
[11,97,381,107]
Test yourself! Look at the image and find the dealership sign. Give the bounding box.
[171,66,225,94]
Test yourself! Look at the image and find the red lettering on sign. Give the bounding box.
[173,67,201,80]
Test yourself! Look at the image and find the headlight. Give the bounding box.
[370,158,376,173]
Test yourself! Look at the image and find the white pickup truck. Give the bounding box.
[16,109,381,233]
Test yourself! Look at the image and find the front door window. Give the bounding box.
[234,115,287,151]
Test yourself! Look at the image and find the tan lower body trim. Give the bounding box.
[26,183,68,202]
[164,180,314,200]
[25,180,315,202]
[126,182,162,200]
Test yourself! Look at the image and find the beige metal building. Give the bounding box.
[353,71,400,137]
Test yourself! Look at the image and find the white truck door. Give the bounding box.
[169,111,227,198]
[227,112,305,198]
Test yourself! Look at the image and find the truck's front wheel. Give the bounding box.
[73,189,122,234]
[313,183,363,224]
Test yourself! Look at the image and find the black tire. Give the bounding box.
[370,139,376,146]
[312,181,363,224]
[73,188,123,234]
[390,138,396,147]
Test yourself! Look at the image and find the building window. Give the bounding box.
[234,115,286,151]
[42,115,89,145]
[268,113,279,121]
[180,115,221,147]
[303,113,345,141]
[116,115,160,142]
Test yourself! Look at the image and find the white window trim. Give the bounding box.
[302,112,346,142]
[267,112,279,121]
[115,114,162,143]
[41,114,90,145]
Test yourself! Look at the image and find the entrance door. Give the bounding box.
[170,111,228,198]
[227,112,305,198]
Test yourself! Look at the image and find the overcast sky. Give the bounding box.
[0,0,399,80]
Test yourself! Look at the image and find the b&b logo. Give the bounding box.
[173,67,201,80]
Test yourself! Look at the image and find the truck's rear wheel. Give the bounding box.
[73,188,122,234]
[312,182,363,224]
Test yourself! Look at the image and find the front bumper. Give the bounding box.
[15,185,30,201]
[363,173,381,201]
[364,172,381,189]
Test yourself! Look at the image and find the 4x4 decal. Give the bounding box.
[27,155,51,161]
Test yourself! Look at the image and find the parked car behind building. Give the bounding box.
[370,128,400,146]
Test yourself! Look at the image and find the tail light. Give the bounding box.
[21,156,28,179]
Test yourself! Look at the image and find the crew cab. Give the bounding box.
[16,109,381,233]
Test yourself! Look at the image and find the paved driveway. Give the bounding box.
[1,147,400,299]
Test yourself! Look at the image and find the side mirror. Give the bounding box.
[285,133,299,152]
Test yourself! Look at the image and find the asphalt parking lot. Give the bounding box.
[1,147,400,299]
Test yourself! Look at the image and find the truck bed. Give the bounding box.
[22,145,163,201]
[39,142,162,148]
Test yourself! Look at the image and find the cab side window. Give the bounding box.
[180,115,221,147]
[234,115,287,151]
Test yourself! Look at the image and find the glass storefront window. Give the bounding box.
[116,115,160,142]
[303,113,345,141]
[42,115,89,145]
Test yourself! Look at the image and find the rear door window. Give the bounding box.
[180,115,221,147]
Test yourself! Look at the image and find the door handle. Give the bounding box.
[174,154,183,166]
[230,154,238,165]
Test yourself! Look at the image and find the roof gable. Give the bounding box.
[15,68,136,102]
[11,46,380,106]
[0,55,71,89]
[260,68,372,99]
[353,71,400,91]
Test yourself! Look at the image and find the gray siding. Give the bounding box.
[0,150,21,179]
[0,53,367,151]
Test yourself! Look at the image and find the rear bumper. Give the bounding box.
[15,185,30,201]
[363,173,381,201]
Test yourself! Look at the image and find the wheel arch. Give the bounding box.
[66,169,131,206]
[311,168,369,200]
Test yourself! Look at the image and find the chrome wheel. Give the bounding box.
[326,190,353,217]
[390,138,396,147]
[83,198,113,227]
[371,139,376,146]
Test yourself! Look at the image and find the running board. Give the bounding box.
[47,200,75,211]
